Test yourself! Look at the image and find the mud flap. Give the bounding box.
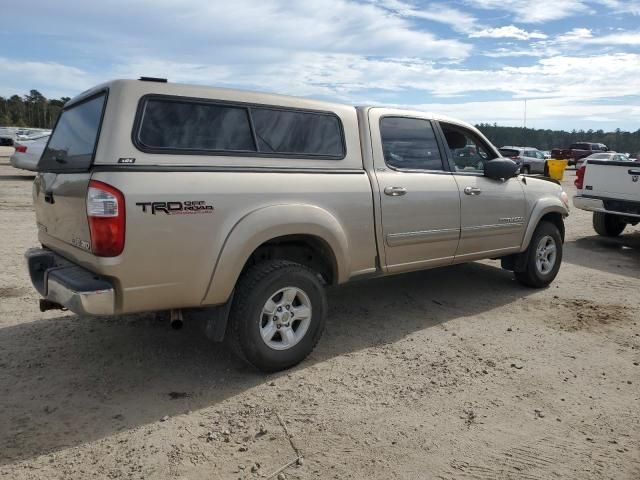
[501,252,528,273]
[185,295,234,342]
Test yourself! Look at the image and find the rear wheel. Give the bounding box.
[515,221,563,288]
[228,260,327,372]
[522,165,530,174]
[593,212,626,237]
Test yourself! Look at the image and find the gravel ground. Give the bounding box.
[0,151,638,479]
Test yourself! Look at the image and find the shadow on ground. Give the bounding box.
[0,175,35,181]
[563,231,640,279]
[0,262,530,465]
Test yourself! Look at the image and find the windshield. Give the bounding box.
[37,92,106,172]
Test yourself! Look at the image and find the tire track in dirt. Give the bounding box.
[447,434,627,479]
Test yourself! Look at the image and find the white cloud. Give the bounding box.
[556,27,594,42]
[0,58,95,98]
[556,27,640,45]
[128,52,640,112]
[378,0,478,33]
[470,25,548,40]
[470,0,590,23]
[595,0,640,15]
[133,0,472,60]
[406,97,640,129]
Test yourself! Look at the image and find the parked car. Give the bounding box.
[574,157,639,237]
[0,128,16,147]
[9,133,51,171]
[497,147,523,171]
[551,142,609,165]
[575,151,629,170]
[499,146,546,174]
[25,78,570,372]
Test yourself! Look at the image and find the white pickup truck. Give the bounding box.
[574,159,640,236]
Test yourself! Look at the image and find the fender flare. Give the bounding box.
[201,204,350,305]
[521,198,568,250]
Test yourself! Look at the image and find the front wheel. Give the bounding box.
[228,260,327,372]
[593,212,626,237]
[514,221,563,288]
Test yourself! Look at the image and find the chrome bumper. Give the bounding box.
[25,248,115,316]
[573,195,604,212]
[573,195,640,219]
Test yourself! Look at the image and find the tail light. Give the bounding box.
[575,165,586,189]
[86,180,125,257]
[15,144,27,153]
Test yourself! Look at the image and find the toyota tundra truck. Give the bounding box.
[26,78,570,371]
[574,158,640,236]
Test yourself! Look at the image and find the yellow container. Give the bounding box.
[546,159,569,181]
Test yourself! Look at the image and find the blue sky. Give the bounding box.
[1,0,639,130]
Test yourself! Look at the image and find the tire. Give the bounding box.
[514,221,563,288]
[228,260,327,372]
[522,166,530,174]
[592,212,626,237]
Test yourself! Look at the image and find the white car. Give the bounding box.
[9,133,50,171]
[575,152,629,170]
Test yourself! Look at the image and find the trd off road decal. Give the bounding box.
[135,200,214,215]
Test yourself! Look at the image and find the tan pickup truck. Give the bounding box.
[26,78,570,371]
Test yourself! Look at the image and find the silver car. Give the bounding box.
[9,133,51,171]
[501,146,547,174]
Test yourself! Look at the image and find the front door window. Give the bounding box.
[440,124,497,173]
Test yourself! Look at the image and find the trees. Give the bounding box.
[476,124,640,154]
[0,91,69,129]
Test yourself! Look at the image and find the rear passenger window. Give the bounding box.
[380,117,444,171]
[251,108,344,157]
[136,97,345,159]
[138,99,256,152]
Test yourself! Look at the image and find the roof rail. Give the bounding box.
[139,76,167,83]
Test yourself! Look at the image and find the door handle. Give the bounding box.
[463,186,482,196]
[384,186,407,196]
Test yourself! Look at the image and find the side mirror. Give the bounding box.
[484,158,520,181]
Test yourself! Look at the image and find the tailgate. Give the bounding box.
[33,172,93,252]
[33,91,107,254]
[583,160,640,201]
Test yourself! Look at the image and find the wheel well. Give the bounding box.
[539,212,565,242]
[243,235,338,285]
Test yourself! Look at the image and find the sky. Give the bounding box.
[1,0,640,130]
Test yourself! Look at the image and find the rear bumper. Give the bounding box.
[25,248,115,315]
[573,195,640,219]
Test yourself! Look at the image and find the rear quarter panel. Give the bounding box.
[89,170,376,313]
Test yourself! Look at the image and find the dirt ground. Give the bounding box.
[0,148,638,479]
